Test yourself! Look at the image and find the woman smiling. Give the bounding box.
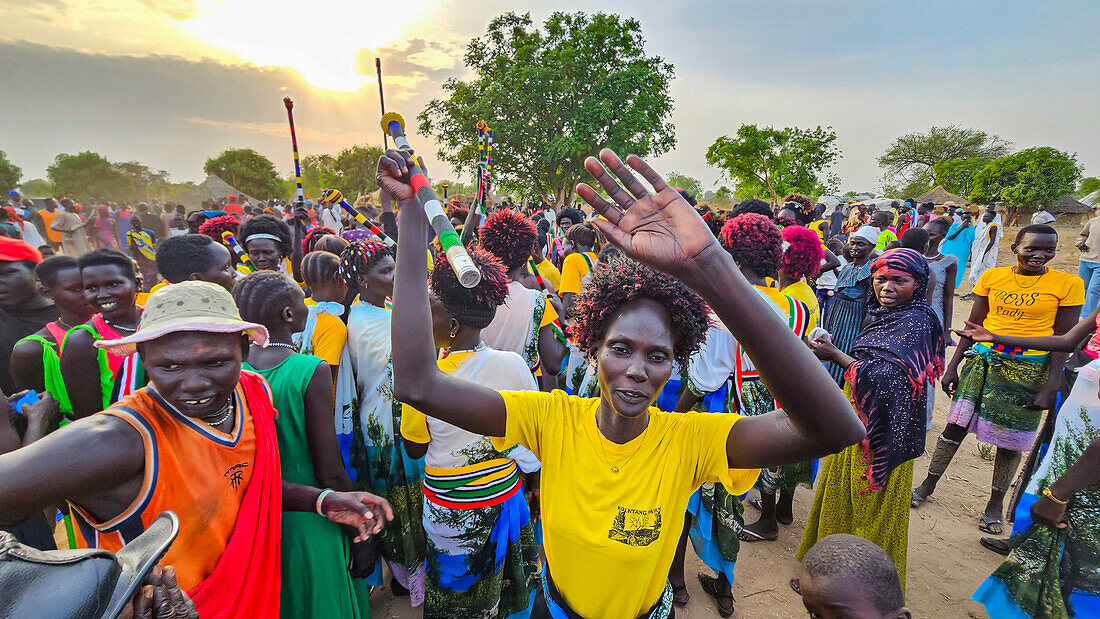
[384,147,864,618]
[912,224,1083,537]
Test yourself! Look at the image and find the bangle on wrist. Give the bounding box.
[1042,486,1069,505]
[315,489,335,516]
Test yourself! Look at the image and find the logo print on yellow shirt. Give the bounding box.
[608,507,661,547]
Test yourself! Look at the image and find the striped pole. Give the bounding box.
[381,112,480,288]
[320,188,395,248]
[221,232,255,271]
[282,97,306,208]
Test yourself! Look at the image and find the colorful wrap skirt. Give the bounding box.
[946,343,1049,451]
[421,458,538,618]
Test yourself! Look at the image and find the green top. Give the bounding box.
[244,353,325,486]
[15,334,73,422]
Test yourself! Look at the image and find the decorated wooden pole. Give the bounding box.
[441,181,448,200]
[375,57,388,150]
[282,97,306,208]
[381,112,480,287]
[221,231,255,271]
[320,188,395,248]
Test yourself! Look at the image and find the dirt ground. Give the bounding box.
[369,219,1088,618]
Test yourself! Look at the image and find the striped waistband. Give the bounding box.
[973,342,1050,360]
[423,458,522,509]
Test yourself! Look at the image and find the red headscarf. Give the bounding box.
[0,236,43,263]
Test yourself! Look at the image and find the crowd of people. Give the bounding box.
[0,150,1096,619]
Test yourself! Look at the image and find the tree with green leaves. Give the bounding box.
[1078,177,1100,198]
[878,125,1011,190]
[19,178,53,197]
[969,147,1082,207]
[203,148,283,199]
[419,11,675,207]
[705,124,840,203]
[932,157,990,198]
[665,172,703,197]
[110,161,170,201]
[48,151,128,198]
[714,186,733,204]
[300,144,383,199]
[0,151,21,193]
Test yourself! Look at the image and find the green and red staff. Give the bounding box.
[381,112,480,288]
[221,231,255,271]
[320,188,395,248]
[282,97,307,208]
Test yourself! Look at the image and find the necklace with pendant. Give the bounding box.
[594,413,651,474]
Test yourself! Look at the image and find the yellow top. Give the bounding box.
[491,390,759,617]
[135,292,151,306]
[532,258,562,290]
[974,266,1084,337]
[780,280,820,331]
[558,252,596,295]
[310,312,348,366]
[149,281,168,294]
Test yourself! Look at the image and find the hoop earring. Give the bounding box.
[449,320,459,339]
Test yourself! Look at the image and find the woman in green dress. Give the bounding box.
[235,270,373,618]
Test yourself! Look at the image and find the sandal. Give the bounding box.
[738,522,778,542]
[979,537,1012,556]
[698,574,734,617]
[910,489,928,508]
[978,514,1004,535]
[671,583,689,606]
[745,497,794,525]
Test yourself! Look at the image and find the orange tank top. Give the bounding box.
[69,381,259,591]
[38,209,62,243]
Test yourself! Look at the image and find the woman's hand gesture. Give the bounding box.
[953,321,994,343]
[376,149,419,204]
[575,149,721,283]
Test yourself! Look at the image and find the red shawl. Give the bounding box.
[187,371,282,618]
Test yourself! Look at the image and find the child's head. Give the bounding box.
[797,535,910,619]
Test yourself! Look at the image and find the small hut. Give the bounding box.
[176,175,259,211]
[1047,193,1094,226]
[915,186,967,206]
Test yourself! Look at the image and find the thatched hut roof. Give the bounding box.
[915,186,967,205]
[176,175,258,210]
[1050,193,1092,214]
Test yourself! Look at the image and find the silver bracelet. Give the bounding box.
[315,489,335,517]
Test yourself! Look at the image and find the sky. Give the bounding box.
[2,0,1098,196]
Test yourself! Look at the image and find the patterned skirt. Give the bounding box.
[796,445,914,591]
[946,346,1048,451]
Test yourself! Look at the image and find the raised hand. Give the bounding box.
[376,149,418,204]
[953,321,993,343]
[575,149,721,281]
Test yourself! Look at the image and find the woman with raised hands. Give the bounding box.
[383,147,864,619]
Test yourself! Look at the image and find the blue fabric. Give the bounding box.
[941,222,974,288]
[436,490,531,592]
[656,377,727,413]
[1079,260,1100,317]
[686,489,738,585]
[540,573,571,619]
[972,577,1034,619]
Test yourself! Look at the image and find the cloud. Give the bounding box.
[0,41,459,183]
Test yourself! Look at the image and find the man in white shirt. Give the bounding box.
[1031,204,1056,226]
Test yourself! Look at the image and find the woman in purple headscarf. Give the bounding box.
[796,248,944,592]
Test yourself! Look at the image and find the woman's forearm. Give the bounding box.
[391,198,444,404]
[681,250,862,450]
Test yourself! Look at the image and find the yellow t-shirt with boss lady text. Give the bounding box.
[973,266,1084,338]
[491,390,759,618]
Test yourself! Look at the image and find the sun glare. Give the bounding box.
[181,0,432,92]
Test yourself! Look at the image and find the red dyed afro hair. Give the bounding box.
[447,206,469,221]
[430,247,509,329]
[720,213,782,276]
[478,208,537,270]
[302,226,336,255]
[199,214,240,241]
[781,225,825,279]
[570,260,708,368]
[782,193,814,213]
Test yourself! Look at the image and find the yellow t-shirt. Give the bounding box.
[310,312,348,366]
[135,292,150,306]
[781,280,820,331]
[491,390,759,617]
[533,258,562,291]
[558,252,596,296]
[755,285,813,337]
[149,281,168,294]
[974,266,1084,337]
